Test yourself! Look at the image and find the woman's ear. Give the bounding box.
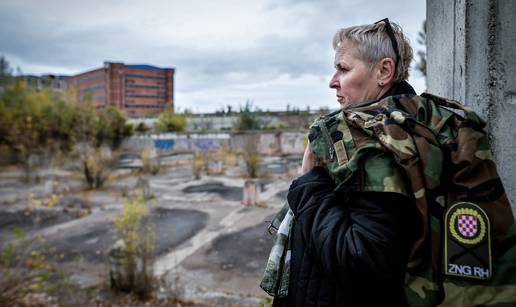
[376,57,396,86]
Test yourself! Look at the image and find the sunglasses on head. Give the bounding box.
[374,18,400,76]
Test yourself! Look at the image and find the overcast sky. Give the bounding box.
[0,0,426,113]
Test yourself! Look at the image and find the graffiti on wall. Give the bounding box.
[123,132,304,154]
[154,139,175,150]
[194,139,220,150]
[173,139,190,150]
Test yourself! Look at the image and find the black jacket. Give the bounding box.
[272,81,420,306]
[272,166,419,307]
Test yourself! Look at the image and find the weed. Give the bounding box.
[243,147,260,179]
[82,147,113,189]
[258,296,273,307]
[111,195,156,299]
[0,227,71,306]
[222,149,238,168]
[193,153,206,179]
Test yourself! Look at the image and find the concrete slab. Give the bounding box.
[34,208,209,263]
[0,157,293,304]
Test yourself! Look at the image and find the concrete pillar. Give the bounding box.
[243,179,260,206]
[427,0,516,215]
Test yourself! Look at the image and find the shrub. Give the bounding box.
[83,147,112,189]
[192,153,207,179]
[234,100,261,131]
[0,77,133,181]
[135,122,150,133]
[111,196,155,298]
[223,150,238,168]
[98,106,133,148]
[0,227,71,306]
[155,108,186,132]
[259,296,273,307]
[265,121,288,130]
[243,140,260,178]
[0,267,35,306]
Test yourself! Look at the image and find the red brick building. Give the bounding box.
[66,62,174,117]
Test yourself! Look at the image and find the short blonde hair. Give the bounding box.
[332,21,413,82]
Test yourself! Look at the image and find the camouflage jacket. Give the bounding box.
[309,92,516,306]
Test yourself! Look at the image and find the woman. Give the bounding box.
[273,19,420,306]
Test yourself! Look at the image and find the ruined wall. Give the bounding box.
[231,132,277,154]
[280,132,306,155]
[122,132,305,155]
[123,133,231,152]
[427,0,516,214]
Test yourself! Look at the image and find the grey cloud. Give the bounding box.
[0,11,136,71]
[0,8,327,77]
[0,0,425,112]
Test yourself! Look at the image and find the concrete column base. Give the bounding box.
[243,179,260,206]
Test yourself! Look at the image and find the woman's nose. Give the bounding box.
[329,73,339,89]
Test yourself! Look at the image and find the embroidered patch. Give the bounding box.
[444,202,492,280]
[333,140,348,166]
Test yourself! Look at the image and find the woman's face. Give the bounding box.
[329,41,381,107]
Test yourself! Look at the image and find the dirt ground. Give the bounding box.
[0,156,298,306]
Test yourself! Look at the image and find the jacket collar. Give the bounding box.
[379,80,417,99]
[344,81,417,109]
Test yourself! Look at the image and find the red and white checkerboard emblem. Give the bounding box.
[458,214,478,237]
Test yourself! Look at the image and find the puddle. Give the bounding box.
[0,195,90,243]
[182,181,243,201]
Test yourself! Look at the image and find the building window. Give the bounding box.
[126,83,165,89]
[125,73,166,80]
[76,73,105,83]
[78,83,105,92]
[125,93,167,99]
[124,104,166,109]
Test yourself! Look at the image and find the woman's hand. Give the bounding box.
[301,143,324,174]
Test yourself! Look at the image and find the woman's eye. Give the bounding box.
[336,65,348,72]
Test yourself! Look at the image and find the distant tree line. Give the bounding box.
[416,20,427,78]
